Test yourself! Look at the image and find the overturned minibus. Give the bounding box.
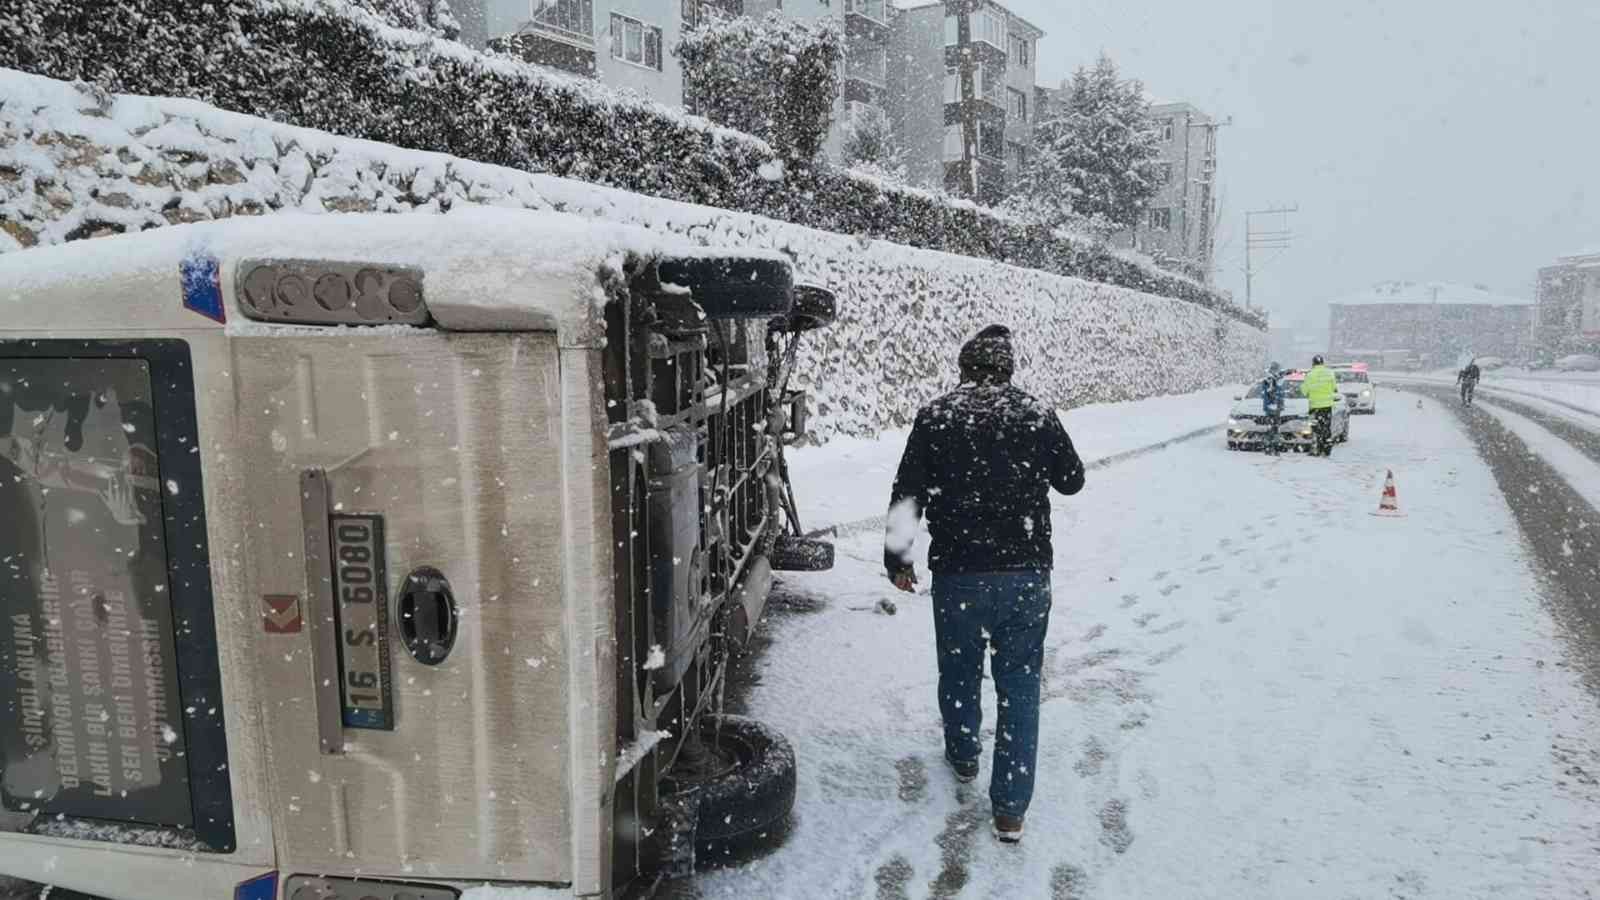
[0,208,836,899]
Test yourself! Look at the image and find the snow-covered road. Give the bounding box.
[685,394,1600,899]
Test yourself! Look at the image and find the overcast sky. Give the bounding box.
[1000,0,1600,330]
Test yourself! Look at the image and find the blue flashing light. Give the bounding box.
[235,871,278,900]
[181,255,227,324]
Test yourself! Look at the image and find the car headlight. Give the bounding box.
[1362,390,1371,397]
[1228,417,1239,426]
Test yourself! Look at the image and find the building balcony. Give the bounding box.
[844,0,885,22]
[943,69,1004,109]
[522,0,596,50]
[846,51,888,89]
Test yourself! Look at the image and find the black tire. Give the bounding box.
[655,256,793,320]
[0,878,42,900]
[663,714,797,865]
[771,535,835,572]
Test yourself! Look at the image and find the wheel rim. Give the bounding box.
[662,720,758,794]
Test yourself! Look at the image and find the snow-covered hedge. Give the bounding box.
[0,0,1262,328]
[0,71,1264,440]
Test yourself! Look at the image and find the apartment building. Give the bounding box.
[743,0,894,160]
[1535,250,1600,353]
[464,0,691,105]
[888,0,1043,203]
[1131,101,1221,279]
[1328,281,1534,367]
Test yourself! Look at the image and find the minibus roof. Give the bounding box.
[0,208,791,346]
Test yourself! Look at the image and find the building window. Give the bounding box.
[945,64,999,105]
[1148,207,1172,230]
[945,7,1006,49]
[980,122,1004,159]
[610,13,663,70]
[1006,141,1027,171]
[943,124,964,163]
[1008,33,1031,67]
[943,123,1001,162]
[1007,87,1027,121]
[1159,162,1173,184]
[1160,118,1175,141]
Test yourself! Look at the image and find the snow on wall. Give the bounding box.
[0,0,1256,322]
[0,71,1266,440]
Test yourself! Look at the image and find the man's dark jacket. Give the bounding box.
[885,381,1086,576]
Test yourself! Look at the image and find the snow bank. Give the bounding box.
[0,69,1266,440]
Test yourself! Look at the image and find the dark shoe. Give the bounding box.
[946,755,979,784]
[993,814,1025,844]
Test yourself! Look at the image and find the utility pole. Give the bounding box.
[1180,112,1192,259]
[1244,204,1298,312]
[955,0,980,200]
[1192,116,1232,279]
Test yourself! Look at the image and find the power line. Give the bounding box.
[1244,204,1298,312]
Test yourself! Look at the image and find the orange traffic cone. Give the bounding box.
[1371,470,1405,518]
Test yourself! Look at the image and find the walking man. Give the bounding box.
[884,324,1086,845]
[1302,355,1339,457]
[1458,358,1481,406]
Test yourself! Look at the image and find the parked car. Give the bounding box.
[1556,354,1600,372]
[1332,363,1377,414]
[0,209,838,900]
[1227,374,1351,451]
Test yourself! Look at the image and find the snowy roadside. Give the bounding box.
[788,385,1240,534]
[1385,371,1600,423]
[695,393,1600,899]
[1473,400,1600,515]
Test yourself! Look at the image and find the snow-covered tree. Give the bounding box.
[1010,54,1161,232]
[841,107,906,185]
[675,12,842,166]
[346,0,460,39]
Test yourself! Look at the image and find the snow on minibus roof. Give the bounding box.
[0,208,790,346]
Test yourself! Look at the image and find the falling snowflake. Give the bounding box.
[643,645,666,670]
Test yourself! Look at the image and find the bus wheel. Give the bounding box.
[662,714,797,866]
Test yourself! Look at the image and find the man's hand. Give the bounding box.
[891,569,918,593]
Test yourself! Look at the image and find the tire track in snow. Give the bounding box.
[1402,385,1600,694]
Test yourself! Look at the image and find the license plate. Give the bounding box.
[330,514,394,730]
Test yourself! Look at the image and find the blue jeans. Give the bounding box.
[931,571,1052,818]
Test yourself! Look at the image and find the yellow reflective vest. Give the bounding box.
[1302,365,1339,410]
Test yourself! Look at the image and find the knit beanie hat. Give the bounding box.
[959,324,1015,382]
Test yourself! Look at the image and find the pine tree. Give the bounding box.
[841,107,907,185]
[1009,54,1161,233]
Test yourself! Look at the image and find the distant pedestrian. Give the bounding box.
[1260,362,1287,456]
[883,324,1086,845]
[1458,358,1481,406]
[1301,355,1339,457]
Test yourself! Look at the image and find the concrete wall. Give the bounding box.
[0,73,1266,440]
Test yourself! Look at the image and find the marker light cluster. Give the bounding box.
[236,259,428,326]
